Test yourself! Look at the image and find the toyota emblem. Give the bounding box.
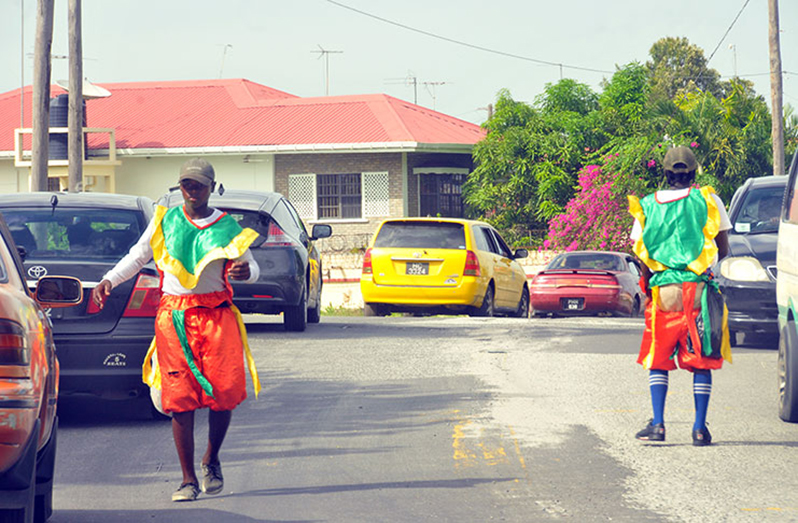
[27,266,47,279]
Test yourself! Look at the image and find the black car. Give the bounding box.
[717,175,788,346]
[0,192,157,403]
[159,189,332,332]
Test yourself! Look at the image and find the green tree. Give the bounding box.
[646,37,723,102]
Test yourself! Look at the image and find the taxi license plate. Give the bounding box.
[406,262,429,275]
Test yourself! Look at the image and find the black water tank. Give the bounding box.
[48,94,87,160]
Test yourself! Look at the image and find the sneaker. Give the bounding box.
[201,462,224,495]
[635,420,666,441]
[172,482,200,502]
[692,426,712,447]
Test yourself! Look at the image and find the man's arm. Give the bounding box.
[715,230,730,261]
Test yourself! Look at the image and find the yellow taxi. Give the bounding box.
[360,218,529,317]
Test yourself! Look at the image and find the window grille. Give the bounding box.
[288,174,317,220]
[420,173,466,217]
[362,172,390,217]
[317,173,362,219]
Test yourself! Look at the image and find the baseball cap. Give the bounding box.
[179,158,215,186]
[663,146,697,174]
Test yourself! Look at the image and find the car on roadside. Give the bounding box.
[529,251,645,317]
[0,192,158,407]
[716,175,787,346]
[777,154,798,422]
[158,189,332,332]
[360,218,529,317]
[0,211,82,523]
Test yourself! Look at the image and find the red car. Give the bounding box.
[530,251,645,317]
[0,213,82,522]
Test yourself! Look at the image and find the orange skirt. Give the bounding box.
[154,291,247,413]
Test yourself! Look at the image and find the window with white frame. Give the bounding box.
[289,171,389,221]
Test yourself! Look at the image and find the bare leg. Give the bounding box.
[172,411,198,485]
[203,409,232,466]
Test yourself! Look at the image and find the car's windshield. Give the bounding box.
[733,186,784,235]
[548,254,622,271]
[374,221,466,249]
[2,209,144,261]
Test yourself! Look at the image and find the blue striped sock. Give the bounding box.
[649,370,668,425]
[693,370,712,430]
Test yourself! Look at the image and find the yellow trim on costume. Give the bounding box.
[143,337,161,389]
[686,187,721,275]
[628,195,668,273]
[721,303,733,363]
[150,206,260,290]
[231,304,261,397]
[641,287,659,370]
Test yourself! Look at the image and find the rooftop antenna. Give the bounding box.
[311,44,343,96]
[219,44,232,78]
[385,71,418,104]
[422,81,449,110]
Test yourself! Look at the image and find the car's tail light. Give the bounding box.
[0,320,28,366]
[122,274,161,317]
[257,221,293,247]
[362,248,373,275]
[463,250,481,277]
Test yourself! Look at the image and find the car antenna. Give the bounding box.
[50,194,58,216]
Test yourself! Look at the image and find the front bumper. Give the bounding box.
[718,278,779,335]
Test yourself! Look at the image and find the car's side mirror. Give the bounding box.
[311,224,333,240]
[513,248,529,259]
[34,276,83,308]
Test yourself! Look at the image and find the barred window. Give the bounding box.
[420,173,466,218]
[317,173,362,219]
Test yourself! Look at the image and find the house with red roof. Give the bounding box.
[0,79,485,240]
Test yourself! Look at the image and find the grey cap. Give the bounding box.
[663,146,697,174]
[179,158,215,186]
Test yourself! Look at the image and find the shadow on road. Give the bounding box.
[50,508,314,523]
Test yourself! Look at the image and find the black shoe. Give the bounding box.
[635,420,665,441]
[692,426,712,446]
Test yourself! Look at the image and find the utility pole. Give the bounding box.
[311,45,343,96]
[31,0,54,192]
[68,0,83,192]
[769,0,784,176]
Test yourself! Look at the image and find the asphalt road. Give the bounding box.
[50,315,798,523]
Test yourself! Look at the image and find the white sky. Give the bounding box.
[1,0,795,125]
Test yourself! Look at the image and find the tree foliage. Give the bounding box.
[646,36,723,102]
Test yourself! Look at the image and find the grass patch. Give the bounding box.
[322,304,363,317]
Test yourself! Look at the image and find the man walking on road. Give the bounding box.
[628,146,732,446]
[91,158,261,501]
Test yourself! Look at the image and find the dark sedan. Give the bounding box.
[530,251,645,317]
[159,189,332,332]
[717,175,787,346]
[0,192,158,404]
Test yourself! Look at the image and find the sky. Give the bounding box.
[1,0,796,125]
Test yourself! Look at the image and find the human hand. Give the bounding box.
[91,280,113,310]
[228,260,251,281]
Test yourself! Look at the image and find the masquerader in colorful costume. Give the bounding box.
[627,146,732,447]
[92,159,261,502]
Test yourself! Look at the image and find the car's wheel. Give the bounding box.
[363,303,386,317]
[33,420,57,523]
[512,286,530,318]
[778,320,798,422]
[307,281,322,324]
[470,285,494,317]
[630,296,641,318]
[284,288,307,332]
[729,329,738,348]
[0,423,38,523]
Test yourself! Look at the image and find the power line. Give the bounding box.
[325,0,613,75]
[706,0,752,66]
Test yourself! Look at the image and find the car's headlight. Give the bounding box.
[719,256,770,282]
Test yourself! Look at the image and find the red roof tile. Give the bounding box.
[0,79,485,153]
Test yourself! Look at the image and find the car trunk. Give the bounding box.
[24,260,148,335]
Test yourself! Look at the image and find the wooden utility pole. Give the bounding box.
[769,0,784,176]
[31,0,55,192]
[68,0,83,192]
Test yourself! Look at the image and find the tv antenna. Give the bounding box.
[422,81,449,110]
[311,45,343,96]
[385,72,419,104]
[219,44,233,78]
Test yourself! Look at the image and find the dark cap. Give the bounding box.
[179,158,215,186]
[663,146,697,174]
